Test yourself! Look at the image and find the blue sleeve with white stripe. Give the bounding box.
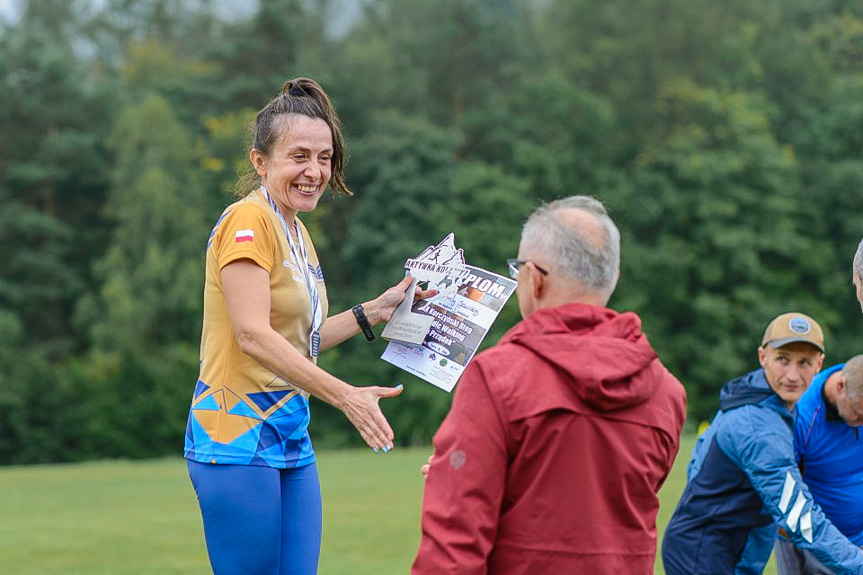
[718,412,863,574]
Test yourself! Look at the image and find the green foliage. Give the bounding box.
[0,345,79,464]
[333,110,459,297]
[334,0,523,127]
[198,109,259,209]
[205,0,329,109]
[69,345,199,460]
[3,0,863,461]
[79,94,208,352]
[612,80,822,416]
[0,0,112,352]
[462,72,616,200]
[120,40,223,128]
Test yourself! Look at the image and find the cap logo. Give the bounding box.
[788,317,811,334]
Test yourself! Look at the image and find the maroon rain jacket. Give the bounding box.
[412,303,687,575]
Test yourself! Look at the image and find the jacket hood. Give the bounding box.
[719,369,789,419]
[502,303,659,412]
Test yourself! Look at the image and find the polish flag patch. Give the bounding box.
[235,229,255,243]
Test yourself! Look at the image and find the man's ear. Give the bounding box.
[836,374,847,395]
[814,353,824,373]
[531,267,545,300]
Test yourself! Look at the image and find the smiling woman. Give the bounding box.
[182,77,432,575]
[250,114,334,217]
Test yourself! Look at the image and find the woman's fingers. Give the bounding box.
[396,274,413,290]
[373,276,415,323]
[375,384,404,399]
[342,385,403,452]
[386,275,413,301]
[356,403,392,451]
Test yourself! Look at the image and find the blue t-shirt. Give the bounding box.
[795,363,863,545]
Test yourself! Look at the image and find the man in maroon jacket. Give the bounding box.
[412,195,687,575]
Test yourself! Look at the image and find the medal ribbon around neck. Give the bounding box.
[260,186,323,357]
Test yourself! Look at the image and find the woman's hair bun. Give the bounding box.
[283,80,306,98]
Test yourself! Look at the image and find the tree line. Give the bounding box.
[1,0,862,463]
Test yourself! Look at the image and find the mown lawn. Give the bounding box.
[0,436,775,574]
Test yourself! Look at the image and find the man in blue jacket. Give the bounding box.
[662,312,863,574]
[774,354,863,574]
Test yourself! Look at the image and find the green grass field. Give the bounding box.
[0,436,775,574]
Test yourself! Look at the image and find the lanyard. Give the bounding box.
[259,186,323,357]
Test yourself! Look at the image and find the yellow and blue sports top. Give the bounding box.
[184,189,328,468]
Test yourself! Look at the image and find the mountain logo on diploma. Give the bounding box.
[414,233,465,267]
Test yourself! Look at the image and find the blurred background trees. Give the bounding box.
[2,0,862,462]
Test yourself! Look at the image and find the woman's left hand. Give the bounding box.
[369,275,437,324]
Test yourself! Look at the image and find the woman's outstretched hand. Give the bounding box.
[339,384,404,452]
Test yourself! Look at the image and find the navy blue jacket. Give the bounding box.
[661,369,863,574]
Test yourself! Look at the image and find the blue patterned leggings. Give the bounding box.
[187,460,322,575]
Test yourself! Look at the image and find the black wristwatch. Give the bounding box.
[352,304,375,341]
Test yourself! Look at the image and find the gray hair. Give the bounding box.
[520,195,620,296]
[843,354,863,403]
[854,239,863,281]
